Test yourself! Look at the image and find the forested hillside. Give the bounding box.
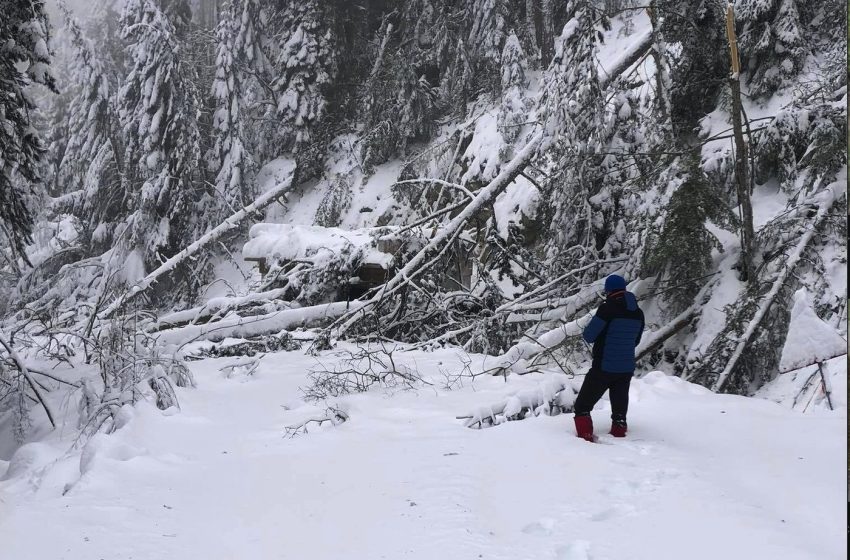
[0,0,846,445]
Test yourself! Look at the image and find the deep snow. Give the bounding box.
[0,347,845,560]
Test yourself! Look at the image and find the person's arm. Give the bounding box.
[582,304,610,343]
[635,309,645,346]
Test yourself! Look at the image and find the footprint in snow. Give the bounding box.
[612,440,654,456]
[590,503,637,521]
[521,517,556,536]
[556,540,592,560]
[601,478,643,499]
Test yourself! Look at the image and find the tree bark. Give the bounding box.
[525,0,540,64]
[540,0,555,65]
[725,3,755,284]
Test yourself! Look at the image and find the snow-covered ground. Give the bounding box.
[1,347,845,560]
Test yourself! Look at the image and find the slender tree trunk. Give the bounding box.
[725,3,755,284]
[525,0,540,65]
[540,0,554,65]
[648,0,666,119]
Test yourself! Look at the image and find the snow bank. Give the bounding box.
[757,355,847,413]
[0,442,59,481]
[779,289,847,372]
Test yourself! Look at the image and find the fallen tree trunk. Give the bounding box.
[150,287,295,332]
[328,130,545,339]
[600,29,652,89]
[157,301,364,349]
[99,160,297,320]
[635,305,698,362]
[712,184,840,392]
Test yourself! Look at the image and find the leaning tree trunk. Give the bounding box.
[98,160,297,319]
[540,0,555,65]
[648,0,667,120]
[710,185,840,392]
[725,3,756,284]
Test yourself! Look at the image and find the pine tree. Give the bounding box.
[117,0,202,276]
[468,0,507,67]
[736,0,807,97]
[359,1,455,170]
[643,156,737,316]
[208,0,253,217]
[540,0,607,274]
[57,2,123,251]
[467,0,509,95]
[658,0,727,132]
[497,31,529,144]
[0,0,57,264]
[266,1,337,175]
[233,0,272,77]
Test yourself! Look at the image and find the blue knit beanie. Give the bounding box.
[604,274,627,293]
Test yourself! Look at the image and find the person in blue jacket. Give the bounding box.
[574,274,644,441]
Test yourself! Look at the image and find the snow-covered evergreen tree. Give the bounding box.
[736,0,807,97]
[497,31,529,144]
[266,1,336,176]
[55,2,123,252]
[658,0,727,132]
[0,0,57,264]
[467,0,509,95]
[539,0,608,275]
[643,156,737,316]
[208,0,253,217]
[117,0,202,277]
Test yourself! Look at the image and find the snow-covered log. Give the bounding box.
[600,29,652,89]
[460,373,577,429]
[712,184,841,392]
[150,287,295,331]
[98,160,296,319]
[635,305,698,362]
[493,311,594,374]
[157,301,365,348]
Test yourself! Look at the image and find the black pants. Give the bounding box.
[573,368,633,423]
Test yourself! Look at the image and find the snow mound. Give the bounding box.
[779,289,846,372]
[79,432,148,477]
[1,442,58,481]
[243,223,395,268]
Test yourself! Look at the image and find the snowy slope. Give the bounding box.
[1,347,845,560]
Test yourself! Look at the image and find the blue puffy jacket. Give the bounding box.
[582,290,645,374]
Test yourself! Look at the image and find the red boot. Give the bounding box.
[574,415,595,442]
[609,421,627,438]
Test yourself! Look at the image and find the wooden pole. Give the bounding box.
[724,3,755,284]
